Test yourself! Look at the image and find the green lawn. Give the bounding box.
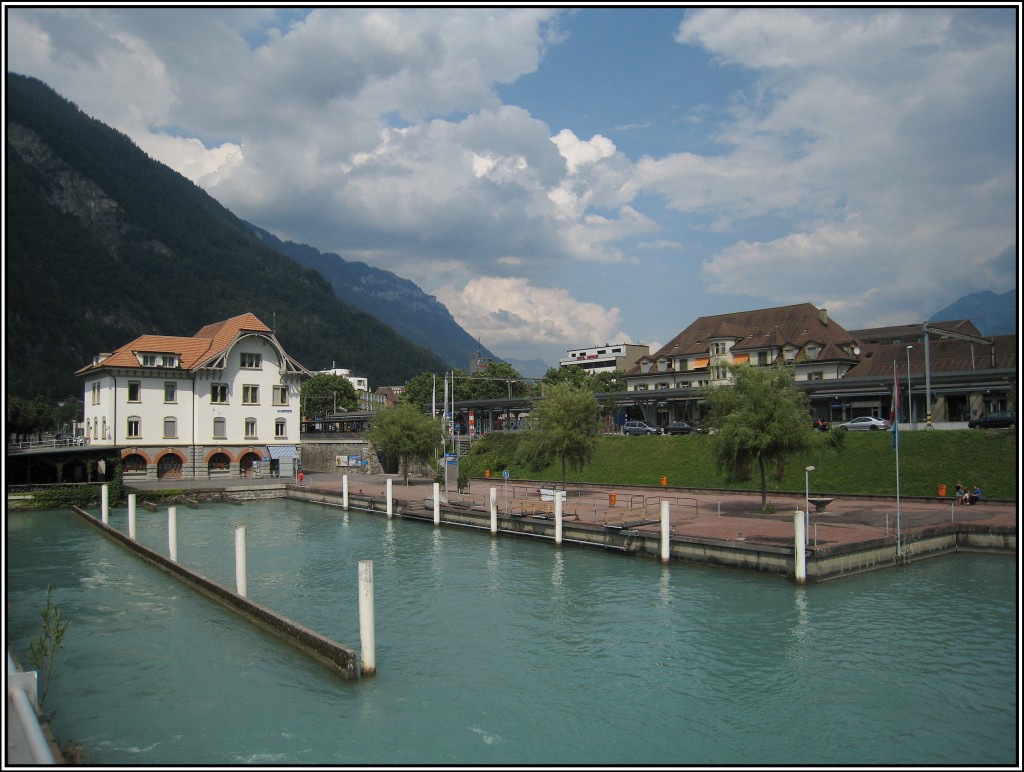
[461,429,1018,500]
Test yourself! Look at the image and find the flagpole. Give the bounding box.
[893,360,902,557]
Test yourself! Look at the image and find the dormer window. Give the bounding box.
[805,346,818,360]
[161,355,178,368]
[641,360,652,374]
[710,341,728,355]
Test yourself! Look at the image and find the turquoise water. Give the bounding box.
[5,501,1018,765]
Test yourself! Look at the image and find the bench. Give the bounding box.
[807,497,834,513]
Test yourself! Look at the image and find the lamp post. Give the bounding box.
[906,345,913,428]
[804,466,816,545]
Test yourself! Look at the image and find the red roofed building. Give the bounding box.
[76,313,311,480]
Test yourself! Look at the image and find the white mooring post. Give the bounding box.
[235,526,247,597]
[433,482,441,526]
[794,511,806,585]
[128,494,137,539]
[358,560,376,676]
[386,478,393,518]
[168,507,178,562]
[343,475,349,510]
[101,484,109,524]
[660,501,671,563]
[489,487,498,535]
[554,494,563,546]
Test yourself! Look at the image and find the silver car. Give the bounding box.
[622,420,662,435]
[838,416,891,431]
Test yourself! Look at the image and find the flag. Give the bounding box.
[890,367,900,449]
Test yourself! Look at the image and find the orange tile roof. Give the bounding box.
[76,313,274,374]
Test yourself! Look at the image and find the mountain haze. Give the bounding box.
[4,73,448,399]
[928,290,1017,337]
[246,225,500,371]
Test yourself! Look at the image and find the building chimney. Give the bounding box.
[819,308,828,325]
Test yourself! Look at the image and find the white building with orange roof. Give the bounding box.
[76,312,311,480]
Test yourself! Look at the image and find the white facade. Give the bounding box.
[560,343,649,374]
[315,367,369,393]
[78,314,310,479]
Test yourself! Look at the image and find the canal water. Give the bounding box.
[5,500,1017,766]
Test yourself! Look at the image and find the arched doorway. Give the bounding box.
[208,452,231,476]
[123,453,148,475]
[157,453,183,479]
[239,451,262,478]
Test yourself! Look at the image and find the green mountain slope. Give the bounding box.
[4,73,447,399]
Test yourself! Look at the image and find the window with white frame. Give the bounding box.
[711,366,728,380]
[211,383,228,404]
[242,385,259,405]
[128,381,141,402]
[240,353,262,369]
[127,416,141,438]
[91,382,101,405]
[163,417,177,438]
[245,418,257,438]
[275,418,287,438]
[807,371,824,380]
[213,417,226,439]
[711,341,728,355]
[273,385,288,405]
[102,418,107,439]
[161,355,178,367]
[164,382,177,403]
[141,354,157,367]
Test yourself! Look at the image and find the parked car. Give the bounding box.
[665,421,694,435]
[622,420,662,436]
[838,416,891,431]
[811,418,829,432]
[967,411,1017,429]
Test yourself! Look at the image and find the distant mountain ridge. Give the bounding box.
[928,290,1017,336]
[245,225,500,371]
[4,73,447,399]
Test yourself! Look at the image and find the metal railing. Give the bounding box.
[7,437,87,453]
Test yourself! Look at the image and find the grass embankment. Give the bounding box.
[460,430,1018,500]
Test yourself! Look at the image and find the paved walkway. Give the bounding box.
[126,472,1016,551]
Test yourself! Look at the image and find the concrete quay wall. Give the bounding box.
[287,486,1015,583]
[69,506,360,679]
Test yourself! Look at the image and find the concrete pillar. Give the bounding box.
[128,493,136,539]
[554,494,563,546]
[343,475,349,510]
[235,526,247,597]
[433,482,441,526]
[489,487,498,535]
[168,506,177,562]
[386,478,393,518]
[794,511,806,585]
[358,560,376,676]
[101,484,109,524]
[660,501,671,563]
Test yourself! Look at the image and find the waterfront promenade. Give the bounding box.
[125,471,1016,553]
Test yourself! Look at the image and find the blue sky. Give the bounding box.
[5,6,1018,369]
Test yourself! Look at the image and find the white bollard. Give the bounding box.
[386,478,393,518]
[235,526,247,597]
[128,494,137,539]
[433,482,441,526]
[554,494,563,546]
[101,484,109,524]
[794,511,806,585]
[343,475,349,510]
[490,487,498,535]
[358,560,376,675]
[660,501,671,563]
[168,507,177,562]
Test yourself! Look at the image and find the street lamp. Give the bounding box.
[906,345,913,428]
[804,466,816,545]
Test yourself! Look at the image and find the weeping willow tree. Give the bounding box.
[700,363,814,511]
[515,383,601,488]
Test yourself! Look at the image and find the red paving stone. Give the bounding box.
[290,473,1017,550]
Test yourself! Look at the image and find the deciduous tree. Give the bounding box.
[700,364,814,511]
[366,402,442,485]
[516,383,600,488]
[300,374,359,418]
